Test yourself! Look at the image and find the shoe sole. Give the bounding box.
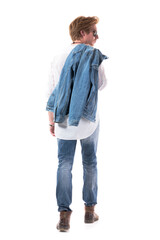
[85,218,99,223]
[57,226,69,232]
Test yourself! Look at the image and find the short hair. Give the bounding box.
[69,16,99,41]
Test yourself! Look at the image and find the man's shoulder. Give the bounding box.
[51,45,75,67]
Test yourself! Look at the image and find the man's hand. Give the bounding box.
[49,124,55,137]
[48,111,55,137]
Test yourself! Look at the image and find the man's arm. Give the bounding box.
[48,111,55,137]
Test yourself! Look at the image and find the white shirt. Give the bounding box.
[46,44,107,140]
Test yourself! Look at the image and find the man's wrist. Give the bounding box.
[49,120,54,124]
[49,123,55,127]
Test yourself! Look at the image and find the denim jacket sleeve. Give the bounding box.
[68,47,108,126]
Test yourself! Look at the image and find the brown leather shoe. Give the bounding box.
[84,205,99,223]
[57,211,72,232]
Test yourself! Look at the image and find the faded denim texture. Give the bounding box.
[46,44,108,126]
[56,124,99,212]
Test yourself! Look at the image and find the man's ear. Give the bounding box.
[80,30,85,37]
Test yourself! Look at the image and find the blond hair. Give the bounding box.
[69,16,99,41]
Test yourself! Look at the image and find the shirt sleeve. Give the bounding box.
[46,61,56,101]
[46,55,62,103]
[98,62,107,91]
[46,53,69,103]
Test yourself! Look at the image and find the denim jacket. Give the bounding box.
[46,44,108,126]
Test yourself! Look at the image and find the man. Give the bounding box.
[46,16,108,232]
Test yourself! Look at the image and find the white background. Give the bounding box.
[0,0,160,239]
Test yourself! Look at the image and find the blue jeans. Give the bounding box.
[56,124,99,212]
